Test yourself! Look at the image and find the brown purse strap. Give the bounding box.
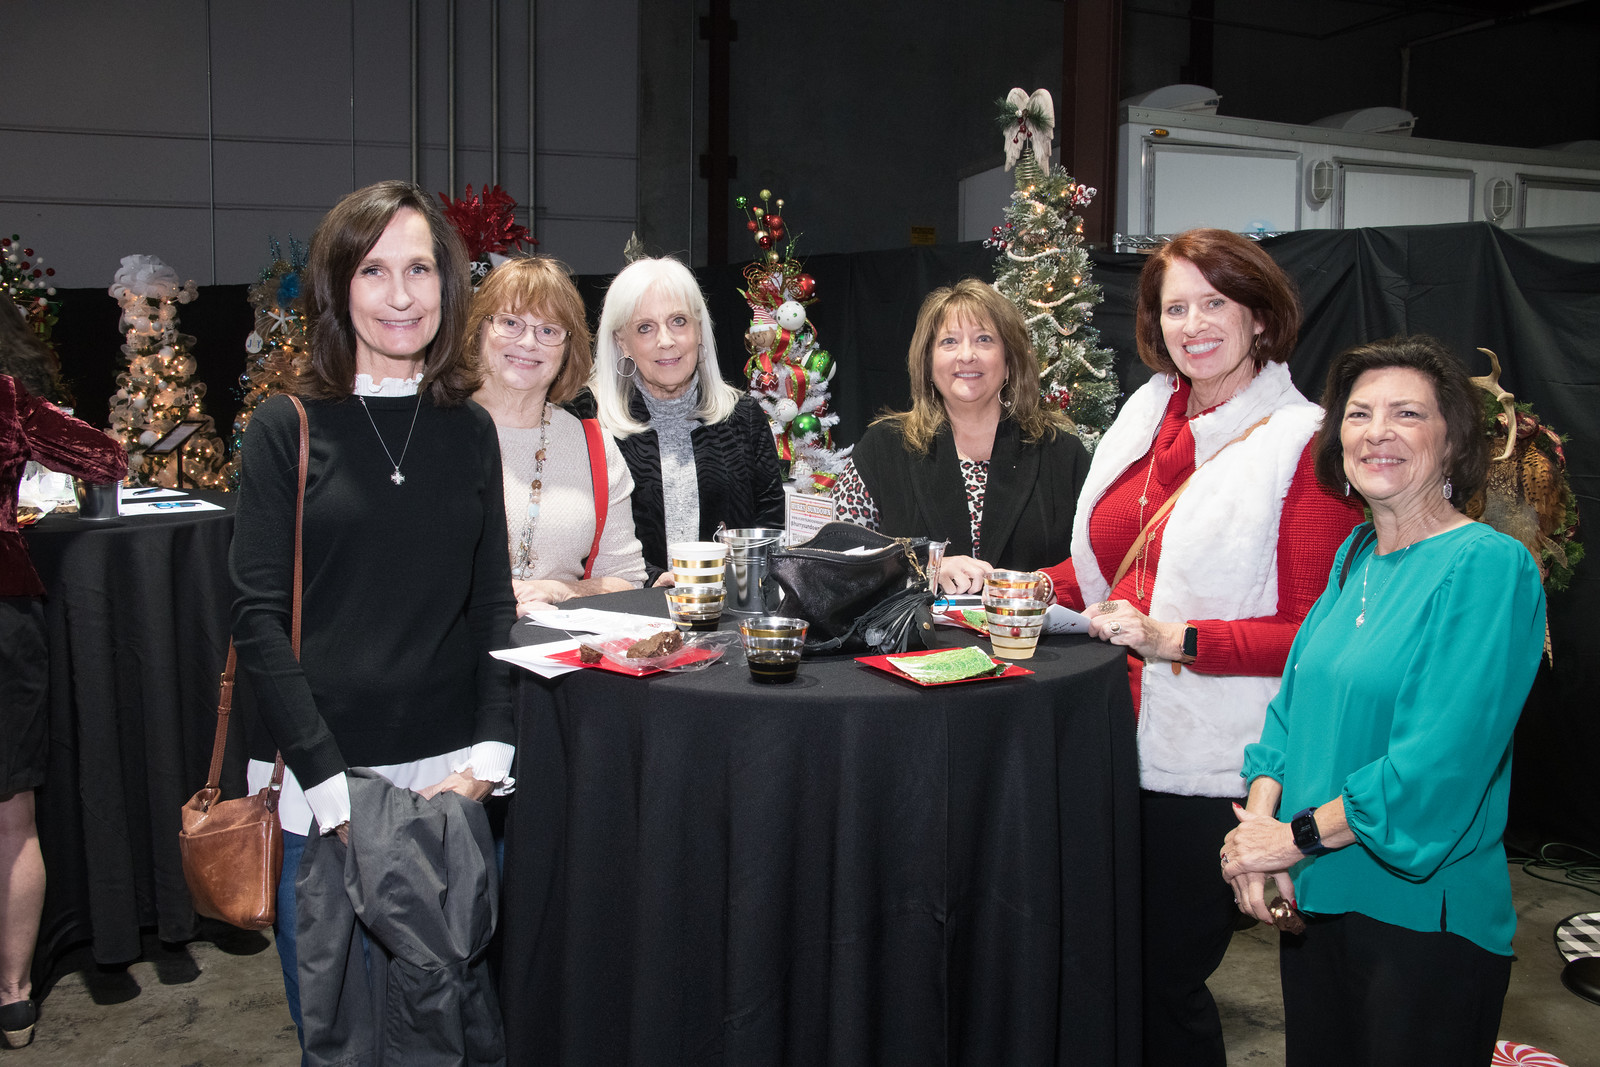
[204,397,309,807]
[1107,414,1274,593]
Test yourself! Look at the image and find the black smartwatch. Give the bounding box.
[1181,625,1198,660]
[1291,806,1331,856]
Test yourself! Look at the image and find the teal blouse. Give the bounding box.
[1241,522,1545,955]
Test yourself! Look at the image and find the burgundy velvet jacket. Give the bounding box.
[2,374,129,596]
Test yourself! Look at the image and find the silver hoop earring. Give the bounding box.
[698,343,705,360]
[616,354,636,378]
[1442,477,1453,500]
[1344,480,1350,497]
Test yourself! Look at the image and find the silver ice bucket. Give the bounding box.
[719,527,784,614]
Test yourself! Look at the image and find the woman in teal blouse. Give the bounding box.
[1220,335,1545,1066]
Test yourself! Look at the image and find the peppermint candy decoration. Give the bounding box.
[1492,1041,1569,1066]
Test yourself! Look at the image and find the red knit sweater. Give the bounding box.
[1042,381,1363,710]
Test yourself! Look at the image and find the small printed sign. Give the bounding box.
[909,226,937,246]
[785,486,836,544]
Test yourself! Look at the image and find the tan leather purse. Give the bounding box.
[178,396,307,930]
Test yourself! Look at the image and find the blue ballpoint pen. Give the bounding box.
[152,501,200,509]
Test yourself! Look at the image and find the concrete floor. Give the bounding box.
[10,865,1599,1065]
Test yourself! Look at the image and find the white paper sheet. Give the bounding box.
[119,487,186,501]
[517,608,675,635]
[490,640,584,679]
[119,498,226,516]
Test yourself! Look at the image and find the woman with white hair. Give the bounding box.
[594,256,785,583]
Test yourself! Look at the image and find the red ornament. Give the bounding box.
[44,268,53,277]
[22,248,33,257]
[795,274,816,298]
[757,234,773,249]
[764,214,780,228]
[746,220,758,231]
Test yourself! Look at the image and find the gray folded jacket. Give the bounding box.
[297,769,504,1067]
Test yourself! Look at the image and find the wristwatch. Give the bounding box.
[1291,806,1331,856]
[1181,625,1198,661]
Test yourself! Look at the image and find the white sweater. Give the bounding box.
[497,407,647,586]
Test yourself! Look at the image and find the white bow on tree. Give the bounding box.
[1001,87,1055,179]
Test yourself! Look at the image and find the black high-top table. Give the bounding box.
[498,587,1141,1066]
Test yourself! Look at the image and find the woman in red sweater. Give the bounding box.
[1040,230,1362,1065]
[2,295,129,1048]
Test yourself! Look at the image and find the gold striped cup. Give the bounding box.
[669,541,728,590]
[986,597,1047,660]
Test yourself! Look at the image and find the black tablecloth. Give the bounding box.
[499,589,1141,1066]
[22,492,236,985]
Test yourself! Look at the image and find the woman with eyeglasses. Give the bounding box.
[593,256,785,584]
[468,257,646,613]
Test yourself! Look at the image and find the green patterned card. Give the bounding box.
[886,646,1006,684]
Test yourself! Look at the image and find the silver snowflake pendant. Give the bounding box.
[391,468,405,486]
[1354,611,1365,628]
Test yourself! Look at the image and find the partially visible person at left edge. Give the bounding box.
[1223,335,1546,1066]
[2,292,129,1050]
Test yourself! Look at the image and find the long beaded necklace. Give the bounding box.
[357,392,424,486]
[510,402,551,580]
[1133,448,1160,600]
[1355,541,1413,628]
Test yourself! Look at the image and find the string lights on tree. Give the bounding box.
[222,237,309,488]
[105,254,229,488]
[988,87,1118,449]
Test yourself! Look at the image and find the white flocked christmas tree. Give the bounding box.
[106,254,229,487]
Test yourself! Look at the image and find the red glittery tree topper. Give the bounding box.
[438,184,535,260]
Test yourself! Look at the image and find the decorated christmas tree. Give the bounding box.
[734,190,849,493]
[1,232,67,402]
[222,237,309,487]
[438,184,535,283]
[106,255,229,488]
[988,87,1118,449]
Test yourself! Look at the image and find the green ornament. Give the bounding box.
[792,412,821,438]
[735,196,748,208]
[804,349,833,376]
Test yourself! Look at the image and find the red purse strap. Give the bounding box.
[580,418,607,581]
[205,398,308,805]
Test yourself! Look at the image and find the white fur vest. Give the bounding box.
[1072,361,1324,796]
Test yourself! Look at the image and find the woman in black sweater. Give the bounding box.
[592,256,785,584]
[230,181,515,1048]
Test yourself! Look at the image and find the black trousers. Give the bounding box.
[1140,790,1239,1067]
[1280,910,1512,1066]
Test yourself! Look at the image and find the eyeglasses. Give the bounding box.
[486,314,569,347]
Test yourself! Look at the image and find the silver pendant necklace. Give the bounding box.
[1355,542,1412,628]
[357,392,424,486]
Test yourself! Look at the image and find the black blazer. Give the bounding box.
[850,417,1089,571]
[616,393,787,581]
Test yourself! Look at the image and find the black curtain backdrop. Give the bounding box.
[47,222,1600,850]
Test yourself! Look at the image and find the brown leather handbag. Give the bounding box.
[179,396,308,930]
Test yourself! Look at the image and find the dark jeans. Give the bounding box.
[1280,910,1512,1066]
[273,829,309,1063]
